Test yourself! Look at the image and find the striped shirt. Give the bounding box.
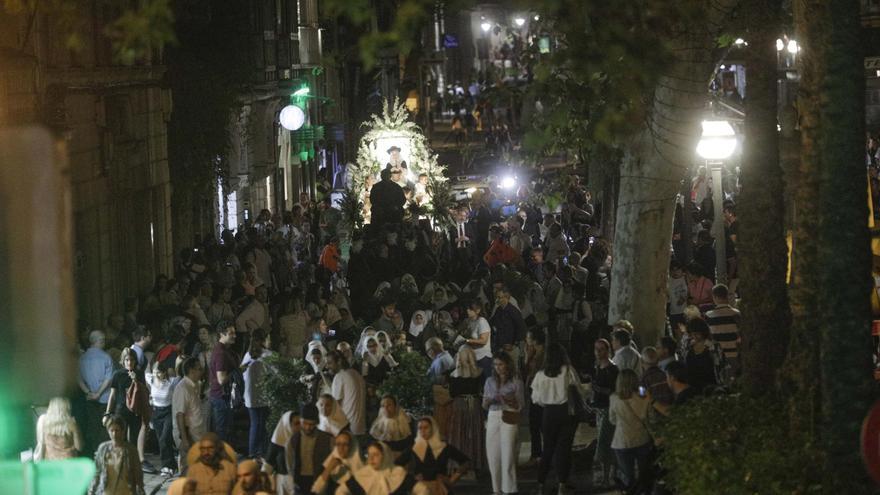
[705,304,740,359]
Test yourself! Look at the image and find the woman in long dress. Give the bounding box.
[445,346,485,471]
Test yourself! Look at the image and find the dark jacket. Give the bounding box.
[489,303,527,352]
[286,429,334,487]
[370,179,406,226]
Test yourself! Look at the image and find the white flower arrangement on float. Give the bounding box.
[351,98,449,225]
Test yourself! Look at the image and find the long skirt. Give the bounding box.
[432,385,453,439]
[446,396,485,471]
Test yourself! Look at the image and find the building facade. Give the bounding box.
[1,4,174,328]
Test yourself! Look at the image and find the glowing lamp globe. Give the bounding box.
[696,120,737,160]
[279,105,305,131]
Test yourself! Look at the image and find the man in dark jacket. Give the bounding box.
[489,286,527,357]
[286,404,333,493]
[370,168,406,228]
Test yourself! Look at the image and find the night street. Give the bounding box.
[1,1,879,494]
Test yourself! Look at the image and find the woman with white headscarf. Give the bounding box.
[406,310,435,352]
[361,335,397,386]
[304,341,332,399]
[311,430,362,494]
[266,411,300,495]
[317,394,350,437]
[354,327,378,357]
[396,417,470,495]
[446,347,485,471]
[345,442,414,495]
[369,395,413,457]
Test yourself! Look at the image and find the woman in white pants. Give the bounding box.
[482,351,524,495]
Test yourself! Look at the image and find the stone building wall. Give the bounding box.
[0,6,174,328]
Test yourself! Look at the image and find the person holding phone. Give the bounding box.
[609,369,653,492]
[483,352,523,495]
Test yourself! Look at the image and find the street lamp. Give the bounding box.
[279,105,306,131]
[481,21,492,33]
[696,119,737,284]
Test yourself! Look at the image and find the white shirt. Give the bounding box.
[613,346,642,373]
[332,369,367,435]
[469,317,492,361]
[172,376,206,444]
[531,365,580,406]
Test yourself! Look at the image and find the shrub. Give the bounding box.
[260,354,312,429]
[658,393,823,494]
[378,351,432,418]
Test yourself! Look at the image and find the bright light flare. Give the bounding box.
[279,105,305,131]
[696,120,737,160]
[500,177,516,189]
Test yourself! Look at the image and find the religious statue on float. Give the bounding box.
[349,98,446,228]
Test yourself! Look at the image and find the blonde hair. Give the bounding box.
[683,305,702,322]
[41,397,77,438]
[454,346,479,378]
[615,369,640,400]
[612,320,634,333]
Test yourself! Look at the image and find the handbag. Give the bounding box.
[501,409,521,425]
[125,380,152,421]
[567,369,594,424]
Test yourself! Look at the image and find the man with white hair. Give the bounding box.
[425,337,454,385]
[78,330,115,455]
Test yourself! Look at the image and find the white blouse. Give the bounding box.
[530,365,578,406]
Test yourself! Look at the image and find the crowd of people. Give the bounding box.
[44,164,743,495]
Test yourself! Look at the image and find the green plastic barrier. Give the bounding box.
[0,459,95,495]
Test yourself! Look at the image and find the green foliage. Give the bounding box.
[659,393,823,494]
[321,0,439,68]
[378,352,432,418]
[104,0,175,65]
[3,0,175,63]
[428,180,458,231]
[339,187,365,231]
[260,354,312,430]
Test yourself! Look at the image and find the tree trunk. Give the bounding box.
[609,29,720,344]
[784,0,874,490]
[737,0,791,395]
[814,0,874,488]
